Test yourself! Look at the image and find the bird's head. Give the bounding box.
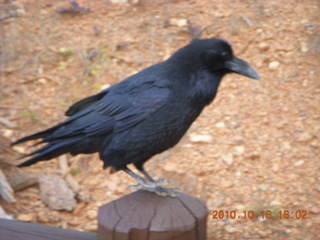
[188,38,260,80]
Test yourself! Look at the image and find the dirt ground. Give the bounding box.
[0,0,319,239]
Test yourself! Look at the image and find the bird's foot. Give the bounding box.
[129,179,179,197]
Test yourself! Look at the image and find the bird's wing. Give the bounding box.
[15,79,171,166]
[91,80,171,134]
[47,80,170,141]
[12,76,170,146]
[65,89,108,116]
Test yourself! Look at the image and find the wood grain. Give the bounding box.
[98,190,207,240]
[0,219,97,240]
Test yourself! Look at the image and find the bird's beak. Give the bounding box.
[225,56,261,80]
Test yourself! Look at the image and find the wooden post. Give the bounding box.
[98,190,207,240]
[0,190,207,240]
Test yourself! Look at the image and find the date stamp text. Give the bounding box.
[211,210,308,220]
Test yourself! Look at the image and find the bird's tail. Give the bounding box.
[12,106,104,167]
[12,123,89,167]
[11,126,59,146]
[11,126,64,166]
[17,138,79,167]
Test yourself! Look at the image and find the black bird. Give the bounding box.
[12,38,260,196]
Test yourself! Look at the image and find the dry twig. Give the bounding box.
[0,117,18,129]
[0,168,16,203]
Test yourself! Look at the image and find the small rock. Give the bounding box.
[16,8,26,16]
[310,207,319,214]
[221,180,234,188]
[300,41,309,53]
[293,160,305,167]
[39,174,77,211]
[234,146,245,155]
[302,79,308,87]
[12,146,26,154]
[255,58,263,68]
[87,209,97,220]
[38,78,47,84]
[68,217,80,226]
[176,19,188,27]
[274,178,287,185]
[297,132,313,142]
[17,213,34,222]
[259,231,269,238]
[48,212,61,223]
[169,18,188,27]
[268,61,280,70]
[272,163,279,172]
[182,143,192,148]
[190,134,213,143]
[259,42,269,51]
[257,185,267,191]
[221,153,234,165]
[213,11,224,17]
[215,122,226,128]
[225,225,237,233]
[311,140,319,148]
[86,177,100,186]
[37,211,49,223]
[2,129,13,137]
[258,216,267,222]
[282,141,291,150]
[270,200,282,207]
[231,136,244,145]
[101,83,111,90]
[57,47,73,57]
[305,220,313,228]
[110,0,127,3]
[163,162,179,172]
[87,49,101,61]
[84,221,98,232]
[248,153,260,160]
[304,22,316,31]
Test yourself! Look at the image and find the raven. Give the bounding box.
[12,38,260,196]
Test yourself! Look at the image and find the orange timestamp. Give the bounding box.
[211,210,308,220]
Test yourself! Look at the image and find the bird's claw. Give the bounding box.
[156,178,173,185]
[128,179,179,197]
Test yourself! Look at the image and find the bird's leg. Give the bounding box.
[123,166,149,185]
[138,166,174,187]
[139,167,155,182]
[123,166,179,197]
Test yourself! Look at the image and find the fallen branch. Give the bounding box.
[0,204,11,219]
[0,117,18,129]
[58,156,80,192]
[0,168,16,203]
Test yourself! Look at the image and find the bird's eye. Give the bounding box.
[221,51,231,60]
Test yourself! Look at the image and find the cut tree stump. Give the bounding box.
[98,190,207,240]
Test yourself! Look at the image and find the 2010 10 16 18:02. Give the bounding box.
[212,210,308,220]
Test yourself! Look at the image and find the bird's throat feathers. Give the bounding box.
[189,69,222,106]
[164,52,223,107]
